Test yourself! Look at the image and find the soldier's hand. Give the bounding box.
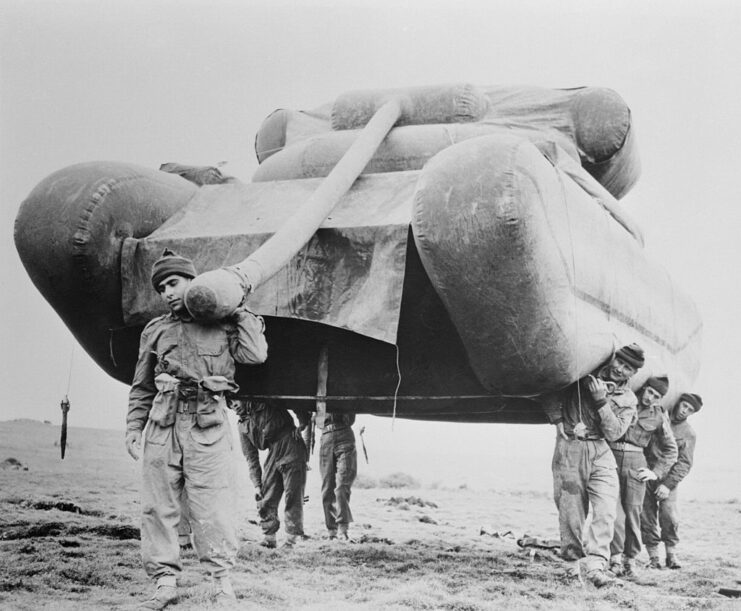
[585,375,608,407]
[636,468,658,482]
[254,485,263,502]
[655,484,671,501]
[125,430,142,461]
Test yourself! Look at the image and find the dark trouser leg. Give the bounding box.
[280,461,307,536]
[334,430,357,527]
[259,453,283,536]
[320,433,338,531]
[641,483,661,551]
[659,487,680,549]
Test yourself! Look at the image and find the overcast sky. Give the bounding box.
[1,0,739,496]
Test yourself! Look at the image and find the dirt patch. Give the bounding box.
[7,498,103,516]
[381,496,439,509]
[0,521,139,541]
[1,457,28,470]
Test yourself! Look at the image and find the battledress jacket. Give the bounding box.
[542,365,637,441]
[646,417,696,490]
[126,308,268,433]
[612,404,678,479]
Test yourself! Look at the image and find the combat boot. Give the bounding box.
[337,524,350,542]
[646,556,662,569]
[622,558,637,579]
[139,576,177,610]
[327,528,338,540]
[608,555,624,577]
[587,569,622,588]
[259,534,277,549]
[665,553,682,569]
[283,533,298,548]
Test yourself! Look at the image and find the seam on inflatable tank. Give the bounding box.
[71,175,156,293]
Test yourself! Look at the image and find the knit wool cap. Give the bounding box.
[615,343,645,369]
[678,392,703,413]
[151,248,197,289]
[644,375,669,397]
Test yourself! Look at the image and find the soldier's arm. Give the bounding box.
[239,431,263,490]
[662,431,696,490]
[126,323,159,433]
[599,396,636,441]
[228,308,268,365]
[651,414,678,480]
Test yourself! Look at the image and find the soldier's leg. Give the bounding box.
[641,482,661,560]
[183,416,237,578]
[281,461,307,536]
[177,489,192,548]
[259,453,283,537]
[583,441,619,574]
[610,451,628,564]
[623,454,648,561]
[320,432,338,533]
[552,436,589,561]
[141,421,183,582]
[660,487,681,565]
[334,429,357,530]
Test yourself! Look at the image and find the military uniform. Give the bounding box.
[319,412,357,537]
[543,364,637,574]
[609,402,677,565]
[127,307,267,583]
[641,407,697,562]
[237,400,307,540]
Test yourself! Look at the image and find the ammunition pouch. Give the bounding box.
[195,376,239,429]
[149,373,180,427]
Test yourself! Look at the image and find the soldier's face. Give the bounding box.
[674,400,696,421]
[606,356,637,383]
[640,385,662,407]
[157,274,191,314]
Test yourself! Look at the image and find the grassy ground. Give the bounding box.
[1,419,740,610]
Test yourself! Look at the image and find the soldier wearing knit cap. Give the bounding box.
[607,375,678,578]
[641,392,703,570]
[125,248,268,609]
[541,343,643,588]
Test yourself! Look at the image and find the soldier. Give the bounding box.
[125,249,268,609]
[319,411,358,541]
[542,343,643,587]
[608,376,677,578]
[236,399,308,548]
[641,392,702,570]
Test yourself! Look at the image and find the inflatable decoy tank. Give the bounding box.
[14,83,702,423]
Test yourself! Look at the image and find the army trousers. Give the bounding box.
[641,482,680,550]
[610,449,647,561]
[259,434,307,536]
[320,426,357,531]
[141,411,236,581]
[552,435,618,572]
